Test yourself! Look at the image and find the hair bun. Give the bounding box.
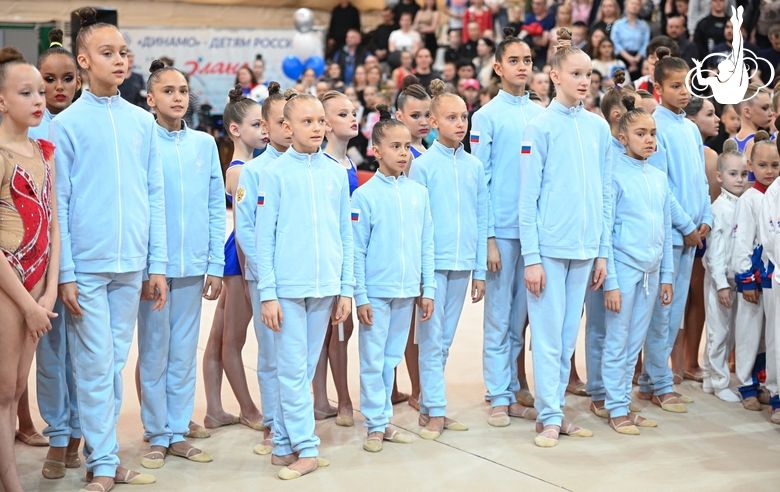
[77,7,98,28]
[754,130,771,143]
[612,69,626,86]
[48,28,64,47]
[376,103,392,121]
[723,138,739,153]
[149,59,166,74]
[429,78,445,97]
[267,81,281,97]
[655,46,671,60]
[401,74,420,91]
[503,26,516,39]
[621,94,637,112]
[283,87,298,101]
[0,46,24,65]
[557,27,572,42]
[228,84,246,103]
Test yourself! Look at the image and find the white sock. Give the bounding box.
[702,377,714,394]
[715,388,741,403]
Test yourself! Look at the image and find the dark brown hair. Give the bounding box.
[372,103,408,146]
[234,64,257,88]
[261,81,284,121]
[600,70,635,122]
[223,83,259,135]
[75,7,119,56]
[0,47,31,91]
[653,47,688,85]
[495,26,529,63]
[397,74,430,112]
[146,59,184,93]
[38,29,78,70]
[618,94,652,135]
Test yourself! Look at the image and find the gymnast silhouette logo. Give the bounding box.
[686,6,774,104]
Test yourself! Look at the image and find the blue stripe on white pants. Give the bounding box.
[603,262,659,418]
[359,297,415,433]
[37,300,81,448]
[248,280,278,429]
[419,270,471,418]
[66,271,143,477]
[138,276,205,447]
[639,245,694,396]
[585,288,606,402]
[527,257,594,427]
[483,238,527,407]
[272,297,334,459]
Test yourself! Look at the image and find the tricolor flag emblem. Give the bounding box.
[470,132,480,144]
[351,208,360,222]
[257,192,265,206]
[521,142,532,155]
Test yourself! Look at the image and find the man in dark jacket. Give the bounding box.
[370,7,398,63]
[666,15,698,68]
[328,0,361,53]
[334,29,369,84]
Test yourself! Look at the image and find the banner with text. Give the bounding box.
[123,27,296,114]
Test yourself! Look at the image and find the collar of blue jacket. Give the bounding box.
[373,169,407,184]
[284,144,324,163]
[429,139,466,158]
[621,152,649,169]
[547,98,585,116]
[495,89,533,106]
[156,120,188,140]
[80,89,124,107]
[654,104,687,122]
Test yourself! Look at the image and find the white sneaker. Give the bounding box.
[702,377,713,394]
[715,388,741,403]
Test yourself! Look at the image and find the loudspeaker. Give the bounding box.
[70,7,118,53]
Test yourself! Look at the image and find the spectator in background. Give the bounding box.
[611,0,651,80]
[252,54,267,86]
[708,18,759,71]
[118,50,147,109]
[590,0,621,38]
[391,51,415,90]
[445,0,470,33]
[585,27,608,58]
[634,35,681,102]
[414,0,441,58]
[525,0,556,68]
[371,7,399,63]
[394,0,421,25]
[687,0,710,36]
[389,12,423,57]
[694,0,727,58]
[487,0,509,33]
[366,65,384,89]
[757,23,780,85]
[464,0,494,41]
[506,3,525,35]
[442,60,457,83]
[570,0,594,25]
[529,70,551,107]
[461,21,482,61]
[234,65,258,97]
[571,21,588,49]
[591,37,631,86]
[456,60,477,81]
[666,15,699,68]
[547,4,574,63]
[413,48,442,90]
[457,77,481,152]
[473,37,496,88]
[445,29,464,63]
[326,63,346,90]
[300,67,317,95]
[352,65,368,92]
[329,0,361,55]
[334,29,369,86]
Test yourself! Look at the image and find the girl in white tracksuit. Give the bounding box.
[731,131,779,411]
[602,96,673,436]
[519,30,612,448]
[255,93,354,480]
[409,79,488,440]
[136,61,225,469]
[353,105,436,453]
[702,143,748,403]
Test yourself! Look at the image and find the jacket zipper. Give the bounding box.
[107,100,123,272]
[307,155,320,297]
[395,177,406,297]
[176,132,185,277]
[641,161,656,264]
[573,113,586,257]
[453,150,461,266]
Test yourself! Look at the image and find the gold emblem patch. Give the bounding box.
[236,187,246,203]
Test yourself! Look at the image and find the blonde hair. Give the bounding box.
[282,90,319,121]
[550,28,587,70]
[718,139,745,172]
[429,78,463,114]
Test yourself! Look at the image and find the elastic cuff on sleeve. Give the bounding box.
[523,253,542,266]
[260,288,278,302]
[680,221,697,237]
[355,293,369,307]
[604,277,619,292]
[340,285,354,298]
[148,261,167,276]
[473,270,486,281]
[207,263,225,278]
[59,270,77,285]
[422,286,436,300]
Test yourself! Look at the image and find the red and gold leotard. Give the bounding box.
[0,139,54,292]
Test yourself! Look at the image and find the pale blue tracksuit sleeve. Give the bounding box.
[470,111,495,237]
[235,166,258,280]
[256,168,280,301]
[207,142,226,277]
[408,157,427,186]
[519,124,546,266]
[599,134,613,259]
[604,180,621,292]
[50,121,77,284]
[421,192,436,299]
[338,170,356,298]
[351,191,371,307]
[474,161,489,281]
[660,183,674,285]
[648,139,696,236]
[146,127,168,275]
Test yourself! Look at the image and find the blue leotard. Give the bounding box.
[324,153,358,196]
[224,160,244,276]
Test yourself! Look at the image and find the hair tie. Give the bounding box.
[560,40,571,48]
[614,84,621,89]
[82,13,98,27]
[49,42,63,48]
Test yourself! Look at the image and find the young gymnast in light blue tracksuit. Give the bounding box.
[50,13,167,485]
[409,80,487,440]
[254,93,354,480]
[234,82,289,453]
[352,107,436,452]
[639,49,712,412]
[136,63,225,468]
[601,97,673,436]
[519,37,612,448]
[469,32,544,424]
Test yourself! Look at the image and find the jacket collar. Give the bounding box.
[620,152,649,169]
[497,89,531,106]
[374,169,405,184]
[548,98,584,116]
[156,121,188,141]
[720,188,740,201]
[430,139,465,158]
[655,104,686,122]
[80,89,123,107]
[263,145,284,159]
[611,136,624,150]
[285,144,323,163]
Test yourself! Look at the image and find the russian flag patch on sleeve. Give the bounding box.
[257,192,265,206]
[521,142,532,155]
[351,208,360,222]
[470,131,480,144]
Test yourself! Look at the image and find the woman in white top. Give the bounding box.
[389,12,422,55]
[590,37,631,88]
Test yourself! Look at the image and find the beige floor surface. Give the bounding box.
[15,216,780,491]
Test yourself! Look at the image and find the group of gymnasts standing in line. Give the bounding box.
[2,5,780,491]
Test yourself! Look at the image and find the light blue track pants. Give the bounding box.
[585,288,606,403]
[272,296,334,458]
[138,276,205,447]
[639,245,694,396]
[603,262,659,418]
[483,238,527,407]
[527,257,594,427]
[419,270,471,417]
[359,297,415,433]
[36,300,81,448]
[248,281,278,429]
[66,271,143,477]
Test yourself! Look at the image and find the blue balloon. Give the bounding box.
[304,56,326,78]
[282,55,304,80]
